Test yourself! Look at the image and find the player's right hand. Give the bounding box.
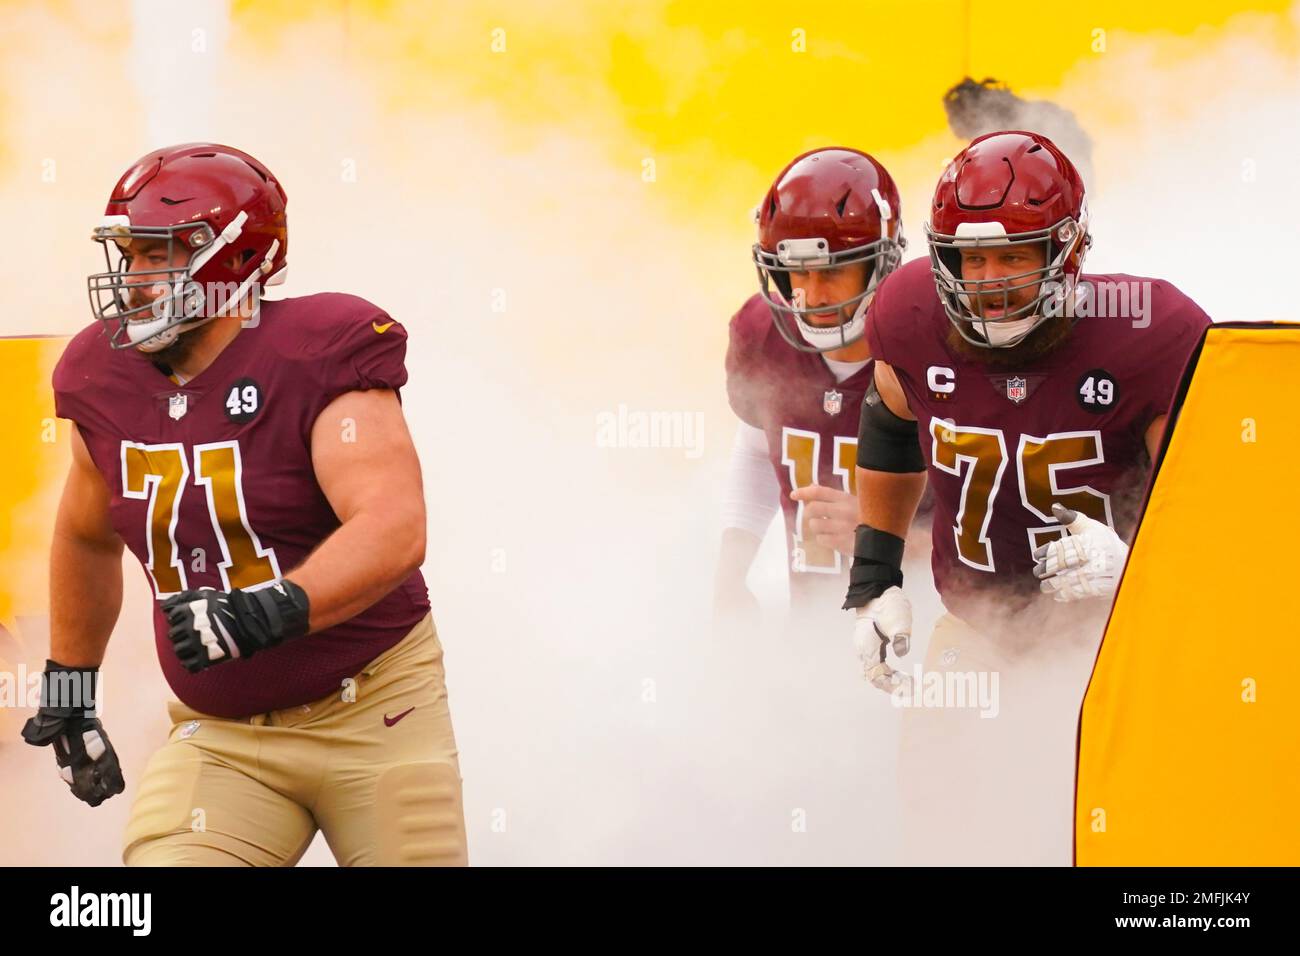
[853,586,913,693]
[160,580,311,673]
[21,663,124,807]
[790,484,859,557]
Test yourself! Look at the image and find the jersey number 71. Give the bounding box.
[120,440,281,597]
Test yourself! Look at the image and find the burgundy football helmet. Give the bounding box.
[753,147,905,353]
[926,130,1090,349]
[88,143,288,352]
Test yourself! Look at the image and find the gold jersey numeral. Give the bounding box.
[121,443,190,595]
[929,421,1009,571]
[929,419,1114,572]
[193,442,282,591]
[1017,430,1113,556]
[120,440,281,597]
[781,428,858,574]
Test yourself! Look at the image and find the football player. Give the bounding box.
[22,143,467,866]
[844,130,1211,862]
[717,148,907,624]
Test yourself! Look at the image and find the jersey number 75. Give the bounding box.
[929,419,1114,572]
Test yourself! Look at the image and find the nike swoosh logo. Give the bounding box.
[372,320,395,334]
[383,707,415,727]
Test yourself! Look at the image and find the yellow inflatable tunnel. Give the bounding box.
[0,336,69,740]
[1075,323,1300,865]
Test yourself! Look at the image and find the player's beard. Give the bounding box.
[147,319,213,376]
[945,310,1075,370]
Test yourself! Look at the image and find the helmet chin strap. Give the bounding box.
[979,314,1040,347]
[794,292,870,350]
[131,229,278,354]
[132,314,217,353]
[133,325,180,353]
[131,285,263,354]
[128,283,218,351]
[128,312,189,351]
[962,269,1082,349]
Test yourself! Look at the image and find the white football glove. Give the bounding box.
[853,586,913,693]
[1032,503,1130,603]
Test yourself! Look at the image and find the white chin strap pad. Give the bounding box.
[131,311,217,353]
[795,294,869,349]
[133,325,179,353]
[127,311,180,350]
[980,314,1040,347]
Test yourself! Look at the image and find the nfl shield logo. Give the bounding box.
[1006,377,1027,404]
[168,393,188,420]
[823,389,843,415]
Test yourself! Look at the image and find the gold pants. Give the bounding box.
[123,613,467,866]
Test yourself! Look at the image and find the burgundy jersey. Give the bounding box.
[866,257,1210,633]
[725,294,874,611]
[53,294,431,718]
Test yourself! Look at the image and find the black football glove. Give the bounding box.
[21,662,125,807]
[160,580,311,673]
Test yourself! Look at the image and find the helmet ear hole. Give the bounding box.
[937,246,963,279]
[772,270,793,302]
[210,247,255,274]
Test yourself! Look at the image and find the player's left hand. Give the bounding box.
[21,662,125,807]
[853,586,913,693]
[789,484,858,556]
[1033,503,1130,603]
[159,580,311,673]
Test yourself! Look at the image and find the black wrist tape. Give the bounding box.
[245,579,311,642]
[38,661,99,717]
[842,525,905,610]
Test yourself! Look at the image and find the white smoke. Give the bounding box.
[1,1,1297,866]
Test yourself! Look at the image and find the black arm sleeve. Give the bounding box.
[856,383,925,473]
